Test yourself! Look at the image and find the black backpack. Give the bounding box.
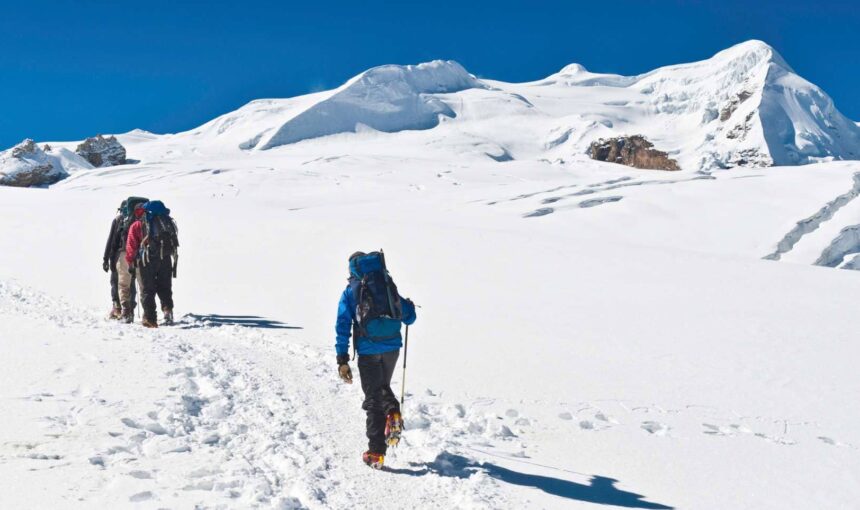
[348,251,403,341]
[141,200,179,260]
[118,196,149,244]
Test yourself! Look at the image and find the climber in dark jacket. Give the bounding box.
[102,200,131,319]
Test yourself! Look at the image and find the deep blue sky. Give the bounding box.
[1,1,858,148]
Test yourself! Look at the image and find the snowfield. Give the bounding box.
[1,40,859,509]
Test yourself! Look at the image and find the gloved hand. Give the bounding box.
[128,264,136,276]
[102,260,110,272]
[338,364,353,384]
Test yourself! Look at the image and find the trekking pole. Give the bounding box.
[400,325,409,405]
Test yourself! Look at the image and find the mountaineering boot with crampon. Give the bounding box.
[162,308,174,326]
[362,451,384,469]
[141,318,158,328]
[385,411,403,447]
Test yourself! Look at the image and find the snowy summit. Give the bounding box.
[157,40,860,172]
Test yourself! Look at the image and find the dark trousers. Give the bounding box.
[358,350,400,455]
[140,255,174,322]
[110,264,119,306]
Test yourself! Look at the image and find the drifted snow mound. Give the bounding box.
[0,139,91,187]
[258,60,484,149]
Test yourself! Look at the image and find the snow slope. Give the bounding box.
[2,152,860,508]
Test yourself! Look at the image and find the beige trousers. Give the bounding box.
[116,256,141,311]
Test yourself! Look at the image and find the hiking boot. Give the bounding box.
[108,305,122,320]
[362,451,384,469]
[161,309,174,326]
[385,411,403,447]
[121,309,134,324]
[141,318,158,329]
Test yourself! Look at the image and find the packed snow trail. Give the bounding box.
[4,277,860,509]
[2,281,690,509]
[0,281,508,508]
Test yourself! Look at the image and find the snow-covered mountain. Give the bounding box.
[6,41,859,175]
[159,40,860,172]
[2,40,860,509]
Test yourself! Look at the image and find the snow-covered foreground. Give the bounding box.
[0,281,517,508]
[1,152,859,508]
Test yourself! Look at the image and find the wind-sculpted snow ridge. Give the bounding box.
[758,59,860,166]
[764,172,860,261]
[258,61,485,149]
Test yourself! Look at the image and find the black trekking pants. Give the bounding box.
[140,255,174,322]
[110,261,120,306]
[358,350,400,455]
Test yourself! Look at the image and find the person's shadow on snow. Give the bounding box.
[177,313,302,330]
[396,452,673,509]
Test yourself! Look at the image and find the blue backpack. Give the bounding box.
[349,251,403,341]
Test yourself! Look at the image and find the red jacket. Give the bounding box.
[125,220,145,266]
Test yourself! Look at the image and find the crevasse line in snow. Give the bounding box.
[815,224,860,269]
[763,172,860,261]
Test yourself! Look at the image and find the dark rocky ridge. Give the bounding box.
[589,135,680,171]
[75,135,127,167]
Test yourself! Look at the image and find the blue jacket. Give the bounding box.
[335,284,416,357]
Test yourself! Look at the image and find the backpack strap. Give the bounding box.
[347,277,362,360]
[348,277,362,334]
[378,250,397,314]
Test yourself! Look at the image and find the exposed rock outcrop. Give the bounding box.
[719,89,754,121]
[0,139,68,187]
[75,135,127,167]
[589,136,680,171]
